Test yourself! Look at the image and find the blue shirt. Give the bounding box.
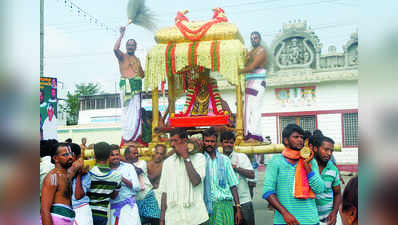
[72,173,91,208]
[262,154,325,224]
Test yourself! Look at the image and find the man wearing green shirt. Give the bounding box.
[262,124,325,225]
[313,136,341,225]
[203,127,242,225]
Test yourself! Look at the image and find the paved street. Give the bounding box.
[252,168,273,225]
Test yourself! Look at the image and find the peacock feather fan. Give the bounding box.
[127,0,157,32]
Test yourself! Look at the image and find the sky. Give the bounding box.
[40,0,359,97]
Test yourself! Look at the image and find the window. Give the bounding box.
[343,112,358,147]
[279,115,316,143]
[96,98,105,109]
[80,95,121,111]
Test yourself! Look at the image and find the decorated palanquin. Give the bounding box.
[81,8,344,165]
[145,8,246,128]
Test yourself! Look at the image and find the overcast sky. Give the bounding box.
[36,0,359,96]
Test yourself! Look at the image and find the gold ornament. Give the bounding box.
[300,147,311,159]
[186,140,201,154]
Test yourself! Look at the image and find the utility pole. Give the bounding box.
[40,0,44,77]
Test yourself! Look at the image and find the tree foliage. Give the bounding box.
[65,83,101,125]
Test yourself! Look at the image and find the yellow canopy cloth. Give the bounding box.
[144,39,246,91]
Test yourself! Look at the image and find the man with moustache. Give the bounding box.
[114,26,145,143]
[239,31,268,143]
[221,131,255,225]
[158,128,208,225]
[41,143,83,225]
[202,127,242,225]
[262,124,325,225]
[109,144,142,225]
[313,136,342,225]
[48,88,57,103]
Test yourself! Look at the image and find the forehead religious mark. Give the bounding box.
[65,145,72,153]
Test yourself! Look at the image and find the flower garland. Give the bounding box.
[165,42,177,77]
[207,81,223,115]
[174,8,229,42]
[210,40,221,72]
[188,41,199,66]
[177,80,201,117]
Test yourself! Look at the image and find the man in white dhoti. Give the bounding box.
[239,31,269,143]
[114,26,145,143]
[158,128,208,225]
[109,144,142,225]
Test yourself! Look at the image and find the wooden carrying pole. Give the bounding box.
[151,87,159,142]
[235,74,244,144]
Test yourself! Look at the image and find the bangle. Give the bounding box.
[236,204,241,208]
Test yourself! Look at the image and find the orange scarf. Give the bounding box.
[282,148,315,199]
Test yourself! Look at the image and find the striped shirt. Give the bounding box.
[207,154,239,202]
[315,160,341,220]
[87,164,122,218]
[262,154,325,224]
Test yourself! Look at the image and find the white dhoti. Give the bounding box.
[73,203,93,225]
[120,94,142,142]
[110,202,141,225]
[244,69,266,141]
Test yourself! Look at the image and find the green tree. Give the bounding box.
[75,82,102,96]
[65,83,101,125]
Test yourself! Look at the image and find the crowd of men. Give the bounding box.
[40,124,357,225]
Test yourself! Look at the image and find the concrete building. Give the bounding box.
[58,21,358,168]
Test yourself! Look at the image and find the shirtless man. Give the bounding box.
[147,144,167,189]
[114,26,145,143]
[80,137,87,159]
[41,143,83,225]
[239,31,267,143]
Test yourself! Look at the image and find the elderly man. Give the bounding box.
[147,144,167,189]
[109,144,141,225]
[114,26,145,143]
[221,131,255,225]
[202,127,242,225]
[158,128,208,225]
[41,143,83,225]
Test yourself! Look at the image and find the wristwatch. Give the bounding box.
[184,157,191,163]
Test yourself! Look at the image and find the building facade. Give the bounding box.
[59,21,358,166]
